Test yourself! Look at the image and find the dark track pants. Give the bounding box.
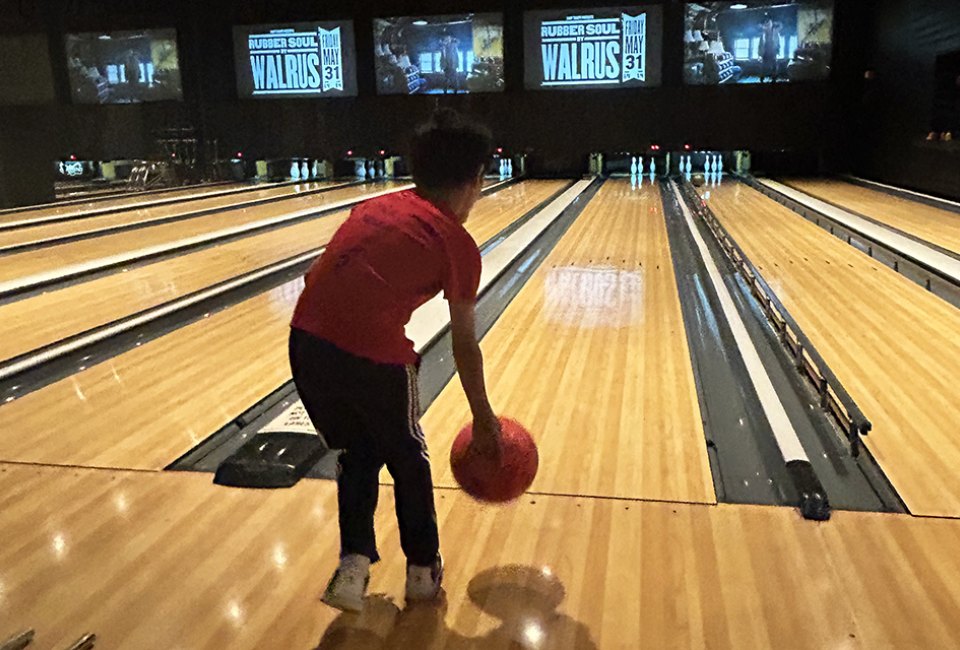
[289,328,438,565]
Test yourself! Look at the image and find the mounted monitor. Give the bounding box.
[233,21,358,98]
[524,6,663,90]
[65,29,182,103]
[373,13,504,95]
[683,1,834,84]
[0,34,55,105]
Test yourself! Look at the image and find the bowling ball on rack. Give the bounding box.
[450,417,538,503]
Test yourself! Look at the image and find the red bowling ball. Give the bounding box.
[450,417,539,503]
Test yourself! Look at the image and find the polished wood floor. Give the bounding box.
[0,182,403,287]
[0,181,565,470]
[0,181,344,250]
[420,179,714,504]
[2,464,959,649]
[2,179,960,648]
[784,178,960,255]
[705,182,960,518]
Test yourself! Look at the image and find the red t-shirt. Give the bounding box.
[291,189,482,365]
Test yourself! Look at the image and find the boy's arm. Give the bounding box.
[449,300,501,457]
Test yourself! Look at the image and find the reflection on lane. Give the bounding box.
[544,266,645,328]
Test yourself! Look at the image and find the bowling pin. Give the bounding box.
[686,156,692,174]
[706,156,712,174]
[717,155,723,173]
[290,160,300,181]
[650,158,656,175]
[300,160,308,181]
[630,156,637,175]
[311,160,319,179]
[638,156,644,175]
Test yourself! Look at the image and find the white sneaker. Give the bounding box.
[321,555,370,612]
[405,555,444,603]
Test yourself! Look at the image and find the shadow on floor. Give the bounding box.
[314,564,597,649]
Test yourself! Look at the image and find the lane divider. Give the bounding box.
[670,181,830,520]
[0,178,331,228]
[0,249,322,383]
[843,175,960,211]
[759,178,960,283]
[0,178,238,216]
[0,184,414,300]
[0,181,358,244]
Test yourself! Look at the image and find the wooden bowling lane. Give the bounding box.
[0,180,264,225]
[468,179,569,245]
[0,282,300,469]
[0,182,403,290]
[783,178,960,255]
[3,464,960,648]
[706,182,960,518]
[0,209,349,366]
[57,182,146,199]
[0,181,346,250]
[421,179,715,505]
[0,181,565,470]
[0,180,566,367]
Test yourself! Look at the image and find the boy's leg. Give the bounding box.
[388,427,439,566]
[337,446,383,563]
[376,365,442,602]
[382,366,439,567]
[289,329,383,562]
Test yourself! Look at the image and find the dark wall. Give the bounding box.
[856,0,960,199]
[0,106,56,206]
[1,0,866,202]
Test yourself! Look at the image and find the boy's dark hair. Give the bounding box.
[409,108,494,190]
